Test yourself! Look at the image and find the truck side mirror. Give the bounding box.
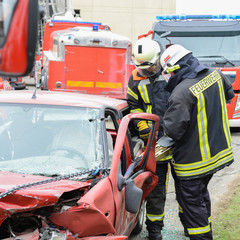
[0,0,38,77]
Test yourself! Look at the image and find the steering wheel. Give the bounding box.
[46,147,88,168]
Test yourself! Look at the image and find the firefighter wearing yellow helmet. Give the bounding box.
[160,44,234,240]
[127,37,171,240]
[133,38,162,77]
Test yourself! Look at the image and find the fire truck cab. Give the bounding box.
[143,14,240,127]
[41,22,134,99]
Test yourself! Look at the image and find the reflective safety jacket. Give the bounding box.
[127,69,171,163]
[163,68,235,179]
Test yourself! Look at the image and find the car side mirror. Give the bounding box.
[116,164,142,213]
[0,0,38,77]
[125,178,143,213]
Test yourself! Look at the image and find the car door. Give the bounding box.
[109,112,160,236]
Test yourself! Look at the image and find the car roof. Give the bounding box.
[0,90,128,110]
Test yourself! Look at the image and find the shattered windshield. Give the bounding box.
[155,31,240,62]
[0,104,102,177]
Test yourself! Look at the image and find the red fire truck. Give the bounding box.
[36,1,134,99]
[140,14,240,127]
[40,22,134,99]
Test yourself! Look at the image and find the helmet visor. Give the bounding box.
[136,59,161,77]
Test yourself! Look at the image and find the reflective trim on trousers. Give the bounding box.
[146,213,164,222]
[187,224,211,235]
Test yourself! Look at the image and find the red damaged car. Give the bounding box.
[0,90,159,240]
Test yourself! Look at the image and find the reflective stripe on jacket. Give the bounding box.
[127,69,171,163]
[163,69,234,179]
[127,69,170,137]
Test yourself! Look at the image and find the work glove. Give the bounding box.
[137,120,150,145]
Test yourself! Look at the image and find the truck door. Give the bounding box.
[64,46,127,98]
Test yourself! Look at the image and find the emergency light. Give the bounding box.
[92,25,99,31]
[156,14,240,20]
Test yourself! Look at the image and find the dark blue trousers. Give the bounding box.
[172,168,213,240]
[145,163,168,231]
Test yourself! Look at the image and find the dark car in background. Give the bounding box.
[4,77,26,90]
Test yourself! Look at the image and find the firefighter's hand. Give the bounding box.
[137,121,150,144]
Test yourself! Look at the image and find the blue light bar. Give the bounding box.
[156,14,240,20]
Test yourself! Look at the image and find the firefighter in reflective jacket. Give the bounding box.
[127,37,171,240]
[160,44,235,240]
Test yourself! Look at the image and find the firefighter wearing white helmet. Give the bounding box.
[127,37,171,240]
[159,44,234,240]
[160,44,191,82]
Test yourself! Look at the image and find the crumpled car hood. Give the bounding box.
[0,171,117,239]
[0,171,90,224]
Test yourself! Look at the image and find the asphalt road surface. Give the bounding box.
[130,128,240,240]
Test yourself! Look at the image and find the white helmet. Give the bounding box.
[133,38,161,77]
[160,44,192,73]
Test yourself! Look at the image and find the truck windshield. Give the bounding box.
[0,104,102,177]
[154,31,240,62]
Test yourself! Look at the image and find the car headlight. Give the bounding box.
[51,232,67,240]
[235,95,240,111]
[40,228,67,240]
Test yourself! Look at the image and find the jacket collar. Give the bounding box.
[165,53,208,92]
